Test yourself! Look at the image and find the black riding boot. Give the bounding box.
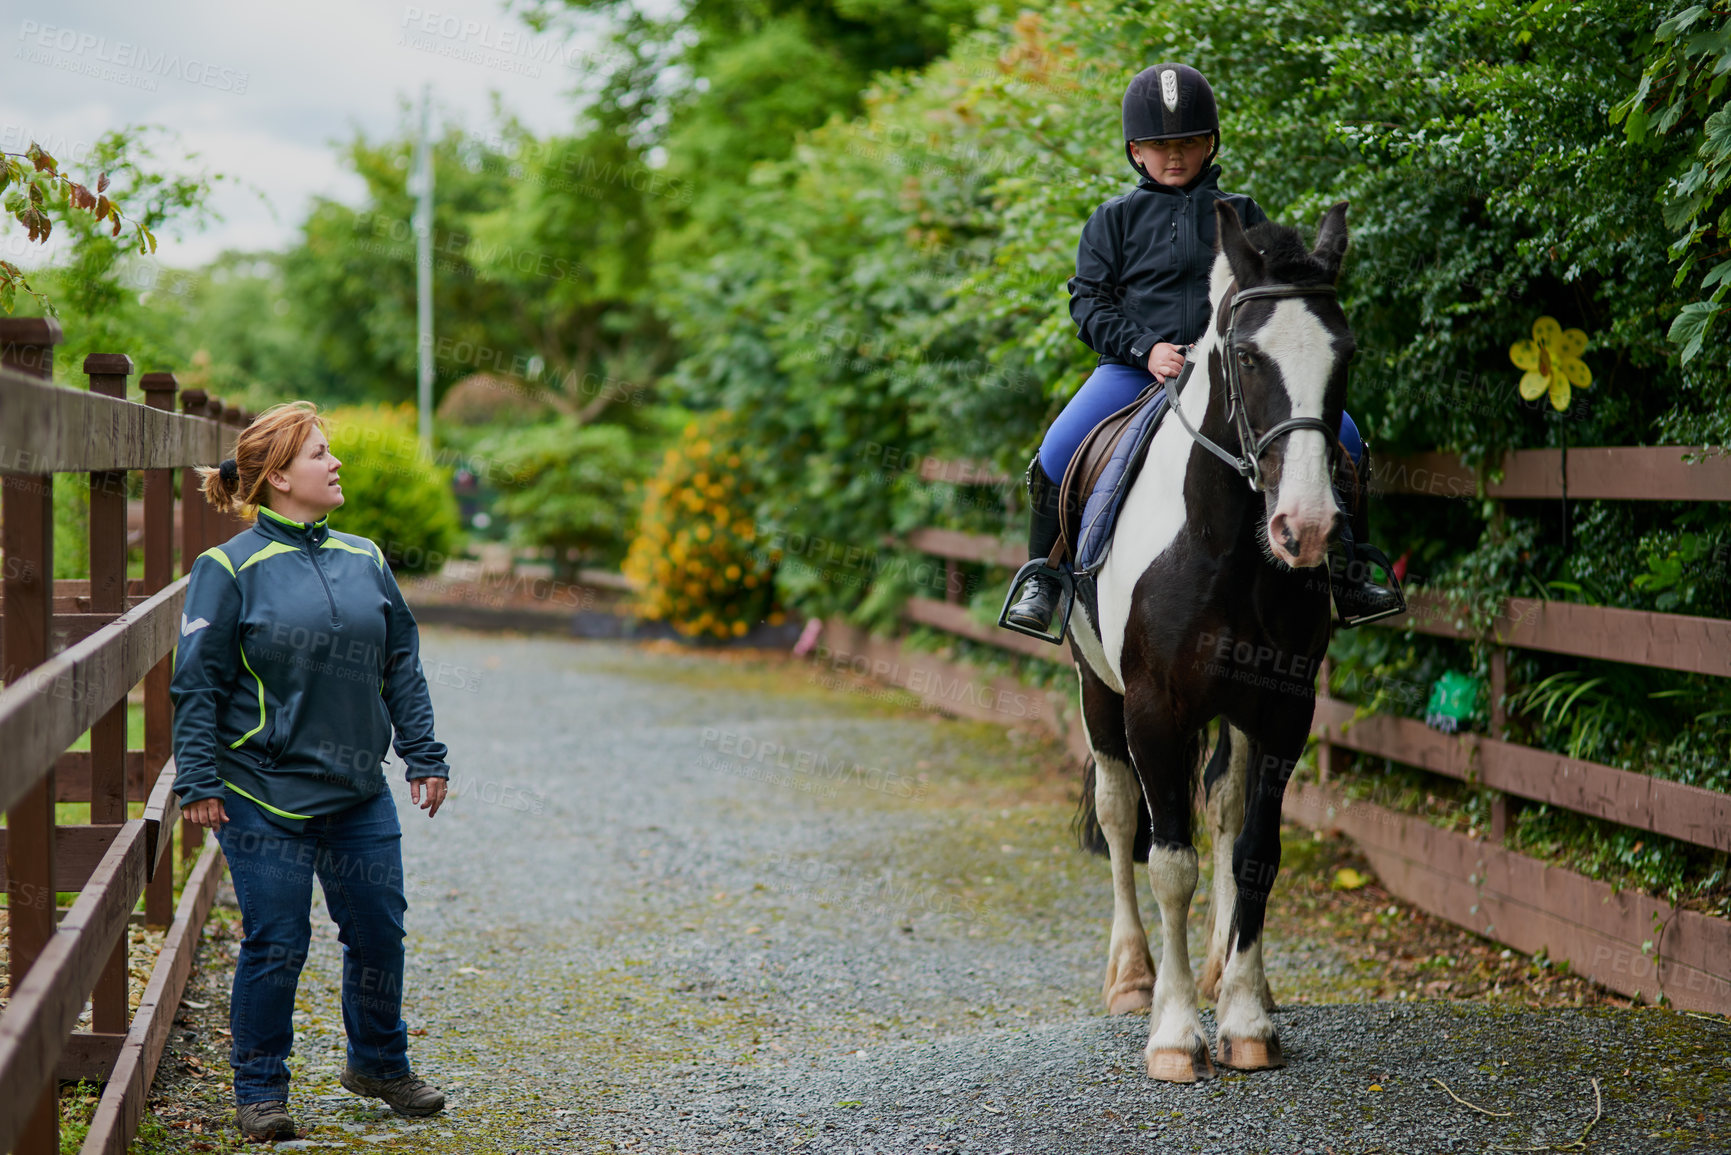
[1004,457,1066,633]
[1330,452,1406,628]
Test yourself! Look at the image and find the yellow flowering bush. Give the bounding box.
[623,415,780,640]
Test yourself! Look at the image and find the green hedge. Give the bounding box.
[325,404,462,576]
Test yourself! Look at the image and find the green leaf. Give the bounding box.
[1655,5,1708,42]
[1668,299,1724,363]
[1623,99,1649,143]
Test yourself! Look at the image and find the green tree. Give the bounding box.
[281,119,518,405]
[6,127,224,380]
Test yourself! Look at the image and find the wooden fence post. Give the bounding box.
[179,389,209,580]
[0,316,63,1155]
[85,353,135,1038]
[144,385,215,924]
[140,374,178,847]
[222,405,249,538]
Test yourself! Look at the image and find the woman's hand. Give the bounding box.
[1146,341,1188,382]
[184,797,229,828]
[410,777,447,818]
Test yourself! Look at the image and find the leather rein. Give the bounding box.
[1165,282,1347,494]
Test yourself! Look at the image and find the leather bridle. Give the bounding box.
[1166,282,1347,493]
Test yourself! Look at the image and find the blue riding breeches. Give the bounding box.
[1038,362,1364,483]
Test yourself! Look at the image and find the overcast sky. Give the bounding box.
[2,0,611,268]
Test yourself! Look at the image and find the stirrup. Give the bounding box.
[1334,542,1407,629]
[998,559,1076,645]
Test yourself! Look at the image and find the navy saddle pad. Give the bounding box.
[1071,387,1170,576]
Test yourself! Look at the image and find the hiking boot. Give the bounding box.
[1332,568,1406,626]
[1328,544,1407,627]
[1330,454,1406,628]
[1005,570,1062,633]
[339,1066,446,1117]
[236,1100,297,1142]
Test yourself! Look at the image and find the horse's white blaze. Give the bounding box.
[1255,299,1339,567]
[1145,844,1206,1055]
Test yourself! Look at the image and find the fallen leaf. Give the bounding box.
[1333,868,1369,891]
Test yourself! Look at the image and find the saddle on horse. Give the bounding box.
[997,382,1172,644]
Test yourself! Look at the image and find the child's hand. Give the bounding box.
[1146,342,1188,382]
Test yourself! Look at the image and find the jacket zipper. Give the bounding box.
[306,537,342,628]
[1180,192,1193,338]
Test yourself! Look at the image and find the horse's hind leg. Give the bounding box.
[1214,726,1303,1072]
[1123,694,1213,1083]
[1199,724,1274,1011]
[1079,665,1155,1015]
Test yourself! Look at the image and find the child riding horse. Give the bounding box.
[1002,63,1401,634]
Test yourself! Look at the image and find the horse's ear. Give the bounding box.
[1312,200,1350,282]
[1216,200,1265,287]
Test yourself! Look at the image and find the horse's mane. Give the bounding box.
[1244,219,1334,286]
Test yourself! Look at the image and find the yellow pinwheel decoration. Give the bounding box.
[1510,316,1592,411]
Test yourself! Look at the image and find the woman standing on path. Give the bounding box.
[171,401,450,1143]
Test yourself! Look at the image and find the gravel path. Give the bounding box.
[140,630,1730,1154]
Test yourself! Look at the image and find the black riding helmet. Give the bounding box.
[1122,63,1220,179]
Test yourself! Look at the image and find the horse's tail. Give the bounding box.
[1073,755,1154,863]
[1074,725,1227,862]
[1201,720,1234,799]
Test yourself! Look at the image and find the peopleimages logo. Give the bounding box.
[15,21,250,93]
[398,7,611,76]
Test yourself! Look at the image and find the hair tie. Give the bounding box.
[218,458,239,484]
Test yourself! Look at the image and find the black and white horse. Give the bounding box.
[1070,200,1354,1082]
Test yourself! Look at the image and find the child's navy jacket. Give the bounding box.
[170,504,450,828]
[1068,162,1269,367]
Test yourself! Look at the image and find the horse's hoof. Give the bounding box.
[1102,949,1156,1015]
[1105,985,1153,1016]
[1146,1046,1216,1083]
[1217,1034,1285,1071]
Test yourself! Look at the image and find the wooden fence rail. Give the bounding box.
[0,318,250,1155]
[881,447,1731,1011]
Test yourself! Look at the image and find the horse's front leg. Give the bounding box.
[1124,692,1213,1083]
[1214,724,1306,1071]
[1079,664,1155,1015]
[1199,724,1275,1011]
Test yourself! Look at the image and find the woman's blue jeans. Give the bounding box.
[215,786,410,1104]
[1039,362,1364,482]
